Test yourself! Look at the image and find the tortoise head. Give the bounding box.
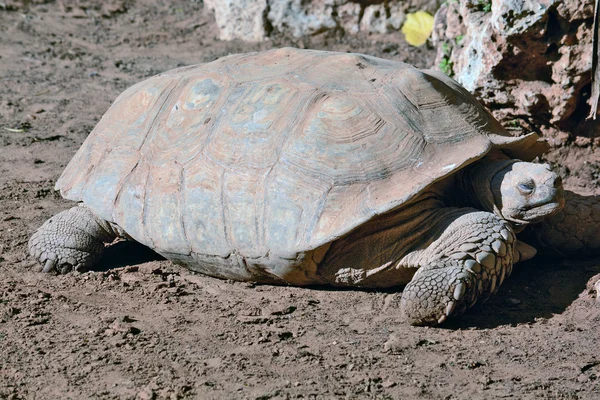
[491,161,565,225]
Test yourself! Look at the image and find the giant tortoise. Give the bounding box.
[29,48,600,325]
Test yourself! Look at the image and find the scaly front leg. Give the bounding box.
[399,210,516,326]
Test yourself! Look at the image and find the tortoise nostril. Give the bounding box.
[554,176,562,188]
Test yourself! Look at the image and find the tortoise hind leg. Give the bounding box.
[29,204,121,274]
[400,210,515,326]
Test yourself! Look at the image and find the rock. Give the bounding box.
[204,0,268,41]
[506,297,522,306]
[337,2,362,35]
[204,0,443,41]
[381,380,397,388]
[267,0,337,38]
[270,305,297,316]
[577,373,589,383]
[433,0,597,150]
[383,332,410,354]
[136,389,156,400]
[360,4,396,34]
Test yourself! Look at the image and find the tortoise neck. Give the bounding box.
[455,156,517,215]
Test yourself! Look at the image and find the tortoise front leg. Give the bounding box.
[29,204,121,274]
[399,210,515,326]
[521,190,600,257]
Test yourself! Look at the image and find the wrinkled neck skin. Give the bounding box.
[447,154,524,230]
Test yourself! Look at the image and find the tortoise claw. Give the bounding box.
[400,261,474,326]
[42,259,56,273]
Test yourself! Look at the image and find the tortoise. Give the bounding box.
[29,48,600,326]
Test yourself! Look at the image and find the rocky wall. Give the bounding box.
[433,0,597,145]
[204,0,441,41]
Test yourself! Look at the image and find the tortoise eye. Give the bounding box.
[517,180,535,195]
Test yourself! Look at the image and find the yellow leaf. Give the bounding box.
[401,11,434,47]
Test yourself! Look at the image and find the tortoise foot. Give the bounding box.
[400,211,515,326]
[28,205,116,274]
[399,260,476,326]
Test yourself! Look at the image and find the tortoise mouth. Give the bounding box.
[502,190,565,224]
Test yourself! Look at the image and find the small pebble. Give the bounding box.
[577,373,589,383]
[382,380,396,388]
[506,297,521,306]
[136,390,155,400]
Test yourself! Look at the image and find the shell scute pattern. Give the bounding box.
[56,48,537,266]
[222,169,267,258]
[56,134,109,201]
[204,79,297,170]
[112,159,150,246]
[81,148,140,221]
[109,78,176,151]
[141,75,222,167]
[161,76,225,166]
[182,156,231,258]
[56,79,166,202]
[221,48,310,83]
[263,164,333,256]
[143,160,190,255]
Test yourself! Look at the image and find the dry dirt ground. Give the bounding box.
[1,1,600,399]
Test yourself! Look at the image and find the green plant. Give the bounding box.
[506,119,522,129]
[438,39,454,77]
[439,57,454,76]
[455,35,465,45]
[478,0,492,13]
[441,42,452,54]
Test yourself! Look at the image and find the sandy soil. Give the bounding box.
[1,1,600,399]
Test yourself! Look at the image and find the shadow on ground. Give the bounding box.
[446,257,600,329]
[93,240,165,272]
[92,240,600,329]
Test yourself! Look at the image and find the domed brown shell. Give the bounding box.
[56,48,546,282]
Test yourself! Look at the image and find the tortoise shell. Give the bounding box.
[56,48,546,283]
